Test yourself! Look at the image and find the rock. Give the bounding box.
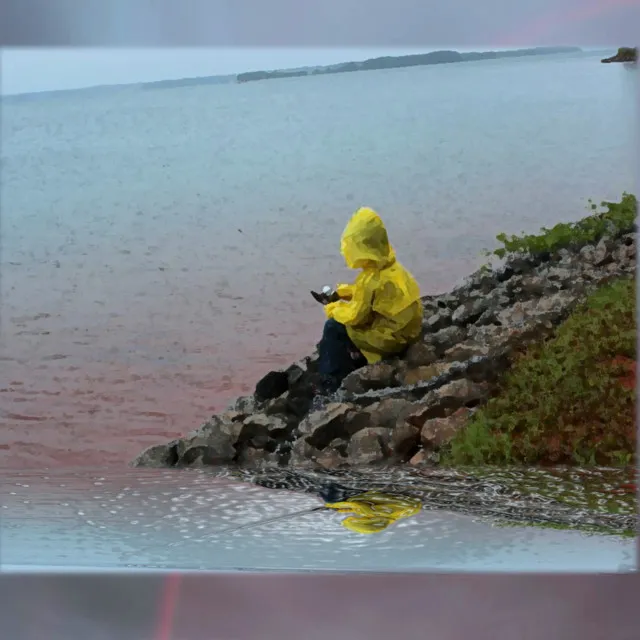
[315,446,347,469]
[423,308,452,333]
[401,363,453,386]
[579,244,596,264]
[428,325,467,352]
[534,290,576,318]
[404,341,438,367]
[237,447,284,466]
[443,341,490,362]
[176,417,242,467]
[421,408,471,450]
[408,450,427,466]
[496,299,539,328]
[218,410,246,424]
[593,237,614,267]
[451,298,488,325]
[131,440,179,468]
[297,402,355,450]
[341,362,399,393]
[347,427,391,464]
[390,423,421,459]
[363,398,416,428]
[467,324,510,350]
[264,393,290,416]
[545,266,574,285]
[406,379,489,427]
[254,370,289,401]
[289,437,319,465]
[613,242,636,267]
[228,395,260,415]
[240,413,289,448]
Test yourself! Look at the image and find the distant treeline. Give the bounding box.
[236,46,582,84]
[140,75,234,90]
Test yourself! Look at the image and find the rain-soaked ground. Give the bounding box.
[1,466,636,573]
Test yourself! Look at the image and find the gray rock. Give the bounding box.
[579,244,596,264]
[451,298,489,325]
[297,402,355,450]
[176,417,243,467]
[363,398,417,429]
[131,440,179,468]
[237,447,284,467]
[593,236,614,266]
[390,423,421,459]
[423,307,453,333]
[443,341,490,362]
[429,325,467,351]
[404,341,438,367]
[347,428,391,464]
[406,379,489,427]
[421,408,471,450]
[401,363,454,386]
[240,413,289,448]
[341,362,399,394]
[228,395,260,415]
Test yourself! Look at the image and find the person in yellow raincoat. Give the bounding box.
[316,207,423,393]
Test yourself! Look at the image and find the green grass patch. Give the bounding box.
[487,192,636,260]
[444,276,637,466]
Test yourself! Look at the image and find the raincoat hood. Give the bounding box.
[325,492,422,534]
[340,207,396,270]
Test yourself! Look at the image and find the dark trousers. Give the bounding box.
[317,319,366,380]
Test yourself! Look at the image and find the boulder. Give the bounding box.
[405,379,489,427]
[400,363,454,386]
[341,362,399,393]
[131,440,179,468]
[421,408,472,450]
[174,417,242,467]
[347,428,391,464]
[404,341,438,367]
[296,402,355,450]
[254,370,289,401]
[390,423,421,459]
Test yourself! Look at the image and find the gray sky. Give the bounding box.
[0,0,636,95]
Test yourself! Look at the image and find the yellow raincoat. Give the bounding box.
[325,492,422,534]
[325,207,423,363]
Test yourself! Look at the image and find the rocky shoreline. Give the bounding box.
[601,47,637,64]
[133,211,636,473]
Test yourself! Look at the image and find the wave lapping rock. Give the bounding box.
[132,231,636,470]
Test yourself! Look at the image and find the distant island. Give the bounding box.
[236,46,582,84]
[601,47,637,64]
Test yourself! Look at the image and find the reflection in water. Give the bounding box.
[0,468,635,573]
[325,493,422,534]
[216,492,423,537]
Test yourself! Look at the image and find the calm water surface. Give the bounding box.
[0,468,635,573]
[0,50,636,470]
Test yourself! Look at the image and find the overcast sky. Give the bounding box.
[0,0,636,95]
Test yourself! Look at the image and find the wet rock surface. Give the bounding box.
[132,231,636,472]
